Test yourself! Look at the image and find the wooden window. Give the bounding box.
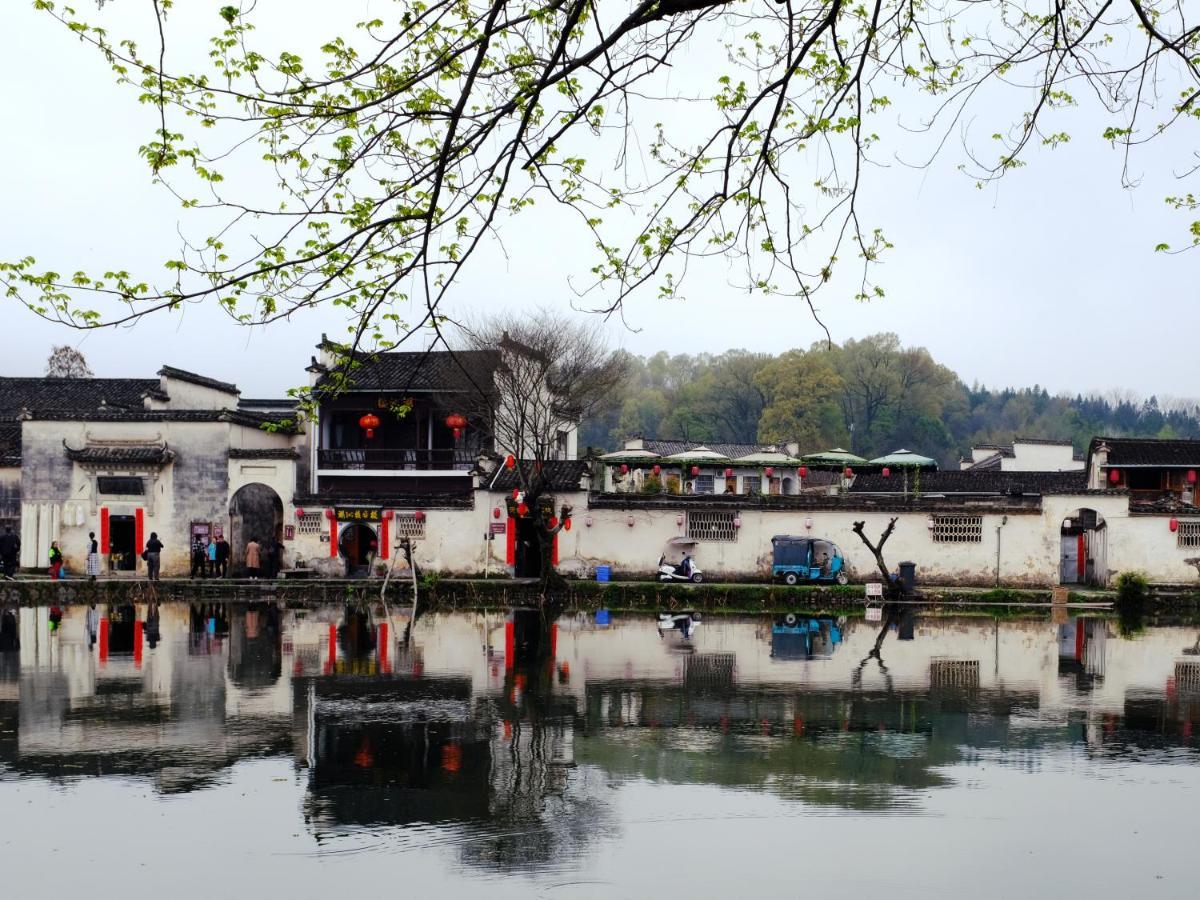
[687,511,738,542]
[931,515,983,543]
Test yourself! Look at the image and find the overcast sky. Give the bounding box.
[1,1,1195,401]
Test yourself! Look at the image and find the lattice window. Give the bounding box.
[741,475,760,495]
[297,512,323,536]
[687,510,738,542]
[1177,521,1200,548]
[692,474,715,495]
[392,514,427,540]
[931,515,983,543]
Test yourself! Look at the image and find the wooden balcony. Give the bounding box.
[317,448,475,472]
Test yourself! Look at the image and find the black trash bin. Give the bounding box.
[898,561,917,596]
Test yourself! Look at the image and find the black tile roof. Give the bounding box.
[0,377,159,416]
[229,448,299,460]
[964,452,1005,471]
[157,365,239,395]
[292,492,475,509]
[23,408,299,433]
[850,469,1090,496]
[1013,436,1075,446]
[64,444,175,465]
[490,460,591,493]
[972,443,1015,457]
[1090,436,1200,467]
[638,440,790,459]
[315,350,499,393]
[238,398,298,412]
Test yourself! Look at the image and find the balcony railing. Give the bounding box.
[318,448,475,471]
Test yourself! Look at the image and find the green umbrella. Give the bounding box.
[867,448,938,468]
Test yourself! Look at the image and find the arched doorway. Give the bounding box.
[339,521,378,578]
[230,483,283,577]
[1061,508,1107,586]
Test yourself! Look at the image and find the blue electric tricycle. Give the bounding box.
[771,535,849,585]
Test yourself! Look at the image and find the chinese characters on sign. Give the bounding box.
[335,508,383,522]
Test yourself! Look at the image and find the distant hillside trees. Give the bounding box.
[579,334,1200,465]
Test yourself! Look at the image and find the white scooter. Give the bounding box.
[658,553,703,583]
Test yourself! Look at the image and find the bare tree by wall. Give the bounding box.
[457,310,626,587]
[45,346,93,378]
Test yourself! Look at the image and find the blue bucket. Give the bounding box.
[595,565,611,582]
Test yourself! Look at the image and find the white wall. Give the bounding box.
[1006,442,1083,472]
[277,490,1200,585]
[159,374,239,410]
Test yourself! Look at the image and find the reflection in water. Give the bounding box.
[2,604,1200,886]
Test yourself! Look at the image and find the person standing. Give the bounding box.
[0,526,18,579]
[215,534,230,578]
[245,536,261,580]
[206,536,218,577]
[190,537,206,579]
[145,532,164,581]
[262,536,279,579]
[48,541,64,579]
[86,531,101,581]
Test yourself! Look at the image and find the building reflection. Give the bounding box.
[0,604,1198,856]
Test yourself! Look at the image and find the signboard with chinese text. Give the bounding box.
[335,508,382,522]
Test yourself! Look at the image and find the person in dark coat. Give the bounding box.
[0,527,18,579]
[145,532,164,581]
[190,537,207,579]
[215,535,230,578]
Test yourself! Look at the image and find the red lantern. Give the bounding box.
[652,464,662,476]
[505,454,516,470]
[691,465,700,477]
[564,518,572,531]
[844,467,854,478]
[1170,517,1180,533]
[358,412,381,439]
[882,467,891,478]
[445,413,467,440]
[295,508,306,518]
[1189,470,1197,485]
[724,468,733,478]
[626,515,635,527]
[620,463,629,475]
[765,467,774,478]
[548,516,559,530]
[512,488,520,501]
[493,507,502,519]
[413,510,426,522]
[517,502,529,517]
[324,508,335,520]
[1108,468,1120,484]
[798,466,808,478]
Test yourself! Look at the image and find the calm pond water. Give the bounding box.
[1,602,1198,898]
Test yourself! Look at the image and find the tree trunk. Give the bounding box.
[851,517,901,600]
